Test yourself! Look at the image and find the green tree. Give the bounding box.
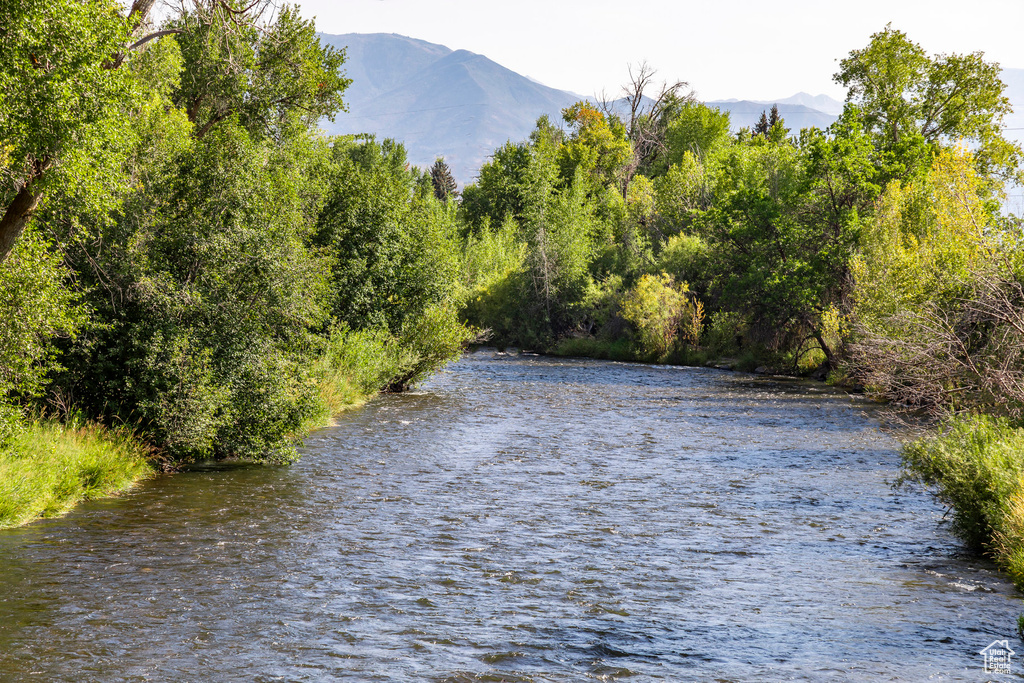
[558,102,632,189]
[0,0,141,263]
[850,147,1024,414]
[0,227,85,443]
[835,24,1020,181]
[664,102,732,168]
[170,1,347,140]
[460,135,558,231]
[430,158,458,202]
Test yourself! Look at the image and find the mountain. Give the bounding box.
[773,92,845,115]
[319,33,581,185]
[705,100,838,133]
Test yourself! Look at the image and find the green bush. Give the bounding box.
[0,226,86,445]
[391,306,475,391]
[653,232,712,290]
[619,273,703,359]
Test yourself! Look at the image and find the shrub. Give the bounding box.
[620,273,704,358]
[390,306,476,391]
[0,227,86,444]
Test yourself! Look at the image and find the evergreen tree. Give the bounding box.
[753,110,771,137]
[430,158,458,202]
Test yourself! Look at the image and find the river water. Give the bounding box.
[0,351,1021,681]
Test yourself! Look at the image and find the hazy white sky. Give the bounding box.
[294,0,1024,103]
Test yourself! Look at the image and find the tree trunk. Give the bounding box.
[0,181,44,265]
[811,327,835,370]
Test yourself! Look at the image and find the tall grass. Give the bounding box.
[0,417,154,529]
[900,414,1024,588]
[303,324,418,432]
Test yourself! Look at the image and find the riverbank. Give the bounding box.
[900,415,1024,591]
[0,344,383,530]
[0,322,470,529]
[548,335,836,382]
[0,417,154,529]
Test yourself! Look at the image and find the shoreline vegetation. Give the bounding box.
[3,4,1024,594]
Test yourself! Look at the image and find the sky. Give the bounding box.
[293,0,1024,103]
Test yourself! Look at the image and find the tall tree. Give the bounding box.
[430,158,458,202]
[0,0,147,264]
[0,0,348,265]
[609,62,692,192]
[835,24,1020,181]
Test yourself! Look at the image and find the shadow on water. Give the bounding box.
[0,350,1021,681]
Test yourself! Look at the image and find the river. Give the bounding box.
[0,351,1021,681]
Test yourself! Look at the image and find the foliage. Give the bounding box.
[460,216,530,340]
[315,137,462,335]
[558,102,632,189]
[314,324,415,407]
[461,137,558,231]
[55,117,334,463]
[619,273,703,357]
[0,0,137,262]
[430,157,458,202]
[170,2,349,140]
[848,148,1024,414]
[653,231,712,293]
[900,415,1024,555]
[0,227,85,444]
[835,23,1021,181]
[390,305,476,391]
[664,102,732,168]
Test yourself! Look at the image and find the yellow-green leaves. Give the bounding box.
[853,147,992,325]
[558,101,631,188]
[620,273,703,358]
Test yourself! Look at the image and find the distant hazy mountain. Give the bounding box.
[706,100,839,133]
[715,92,844,117]
[319,33,1024,185]
[773,92,845,115]
[319,33,580,185]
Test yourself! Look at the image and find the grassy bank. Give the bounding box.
[0,417,155,529]
[0,318,471,529]
[899,415,1024,590]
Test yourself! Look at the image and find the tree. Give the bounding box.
[430,158,458,202]
[835,24,1020,181]
[461,134,558,231]
[0,0,142,264]
[753,104,785,139]
[0,226,85,443]
[663,102,732,171]
[0,0,349,265]
[558,101,632,190]
[170,1,348,141]
[610,62,692,192]
[849,147,1023,415]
